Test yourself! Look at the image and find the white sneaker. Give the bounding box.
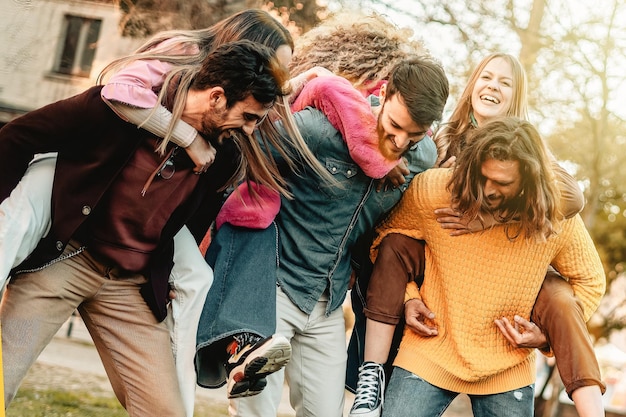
[226,334,291,398]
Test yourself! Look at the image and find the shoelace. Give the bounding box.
[352,364,384,408]
[231,332,263,355]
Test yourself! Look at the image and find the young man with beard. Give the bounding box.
[0,40,289,416]
[216,56,449,416]
[371,117,605,417]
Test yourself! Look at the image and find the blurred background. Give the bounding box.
[1,1,625,415]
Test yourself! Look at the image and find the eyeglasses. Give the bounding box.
[158,147,178,180]
[141,146,179,197]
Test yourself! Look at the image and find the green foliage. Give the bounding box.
[548,116,626,277]
[588,182,626,275]
[364,0,626,340]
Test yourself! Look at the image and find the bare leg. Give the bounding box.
[571,385,604,417]
[349,234,425,417]
[364,319,396,363]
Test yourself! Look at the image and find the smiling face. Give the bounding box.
[471,57,514,126]
[376,93,430,161]
[200,93,272,138]
[480,157,522,211]
[190,43,291,141]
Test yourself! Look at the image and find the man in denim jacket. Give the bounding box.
[217,56,449,416]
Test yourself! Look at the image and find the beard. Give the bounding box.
[485,193,504,210]
[200,130,233,149]
[199,107,227,142]
[487,194,523,220]
[376,112,403,162]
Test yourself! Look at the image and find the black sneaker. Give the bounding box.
[226,334,291,398]
[349,361,385,417]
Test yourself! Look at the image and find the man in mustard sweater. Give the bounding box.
[372,117,606,417]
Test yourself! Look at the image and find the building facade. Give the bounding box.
[0,0,143,124]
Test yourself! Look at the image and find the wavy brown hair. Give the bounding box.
[448,117,561,241]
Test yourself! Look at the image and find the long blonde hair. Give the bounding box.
[435,53,528,165]
[98,9,330,197]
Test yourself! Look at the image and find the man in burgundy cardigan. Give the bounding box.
[0,40,287,416]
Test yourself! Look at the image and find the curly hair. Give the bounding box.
[289,12,428,92]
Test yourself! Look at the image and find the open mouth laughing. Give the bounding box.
[480,94,500,104]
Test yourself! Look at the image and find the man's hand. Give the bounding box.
[405,298,438,337]
[494,315,549,349]
[434,207,483,236]
[376,158,409,191]
[186,134,217,174]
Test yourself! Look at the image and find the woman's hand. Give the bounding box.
[287,66,334,103]
[435,207,483,236]
[185,134,217,174]
[405,299,438,337]
[439,155,456,168]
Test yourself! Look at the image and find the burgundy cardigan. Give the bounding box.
[0,86,238,320]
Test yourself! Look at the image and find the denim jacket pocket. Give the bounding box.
[318,158,359,199]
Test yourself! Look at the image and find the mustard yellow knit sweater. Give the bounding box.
[371,168,605,395]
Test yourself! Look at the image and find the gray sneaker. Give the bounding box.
[349,361,385,417]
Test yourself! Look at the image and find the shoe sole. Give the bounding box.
[348,409,382,417]
[244,339,291,378]
[228,377,267,398]
[348,405,382,417]
[227,337,292,398]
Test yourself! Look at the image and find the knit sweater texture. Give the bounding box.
[371,167,605,395]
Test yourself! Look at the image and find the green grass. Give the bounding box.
[7,388,232,417]
[7,387,297,416]
[6,388,234,417]
[7,388,127,417]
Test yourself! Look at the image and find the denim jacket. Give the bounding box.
[275,105,436,316]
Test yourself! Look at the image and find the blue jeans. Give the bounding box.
[195,223,279,388]
[382,367,534,417]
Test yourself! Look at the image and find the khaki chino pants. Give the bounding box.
[1,240,185,416]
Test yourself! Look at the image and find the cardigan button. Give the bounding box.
[81,205,92,216]
[55,241,64,251]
